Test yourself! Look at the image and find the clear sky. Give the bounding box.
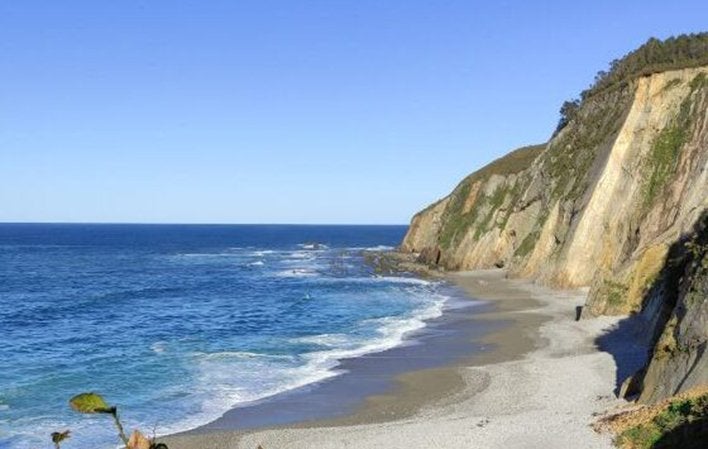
[1,1,706,224]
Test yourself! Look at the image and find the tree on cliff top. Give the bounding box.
[555,32,708,133]
[584,32,708,99]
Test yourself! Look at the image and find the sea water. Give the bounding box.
[0,224,449,448]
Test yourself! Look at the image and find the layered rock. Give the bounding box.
[636,213,707,403]
[401,66,708,402]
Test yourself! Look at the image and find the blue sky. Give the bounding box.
[1,1,706,224]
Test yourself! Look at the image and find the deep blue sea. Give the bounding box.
[0,224,450,449]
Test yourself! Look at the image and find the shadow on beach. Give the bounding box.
[594,315,649,397]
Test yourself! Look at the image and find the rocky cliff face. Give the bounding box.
[401,66,708,403]
[636,213,707,403]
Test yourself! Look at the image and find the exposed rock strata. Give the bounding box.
[401,67,708,402]
[636,213,707,403]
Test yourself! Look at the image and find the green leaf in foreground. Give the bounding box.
[69,392,112,414]
[51,430,71,448]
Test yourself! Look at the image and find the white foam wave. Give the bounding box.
[248,260,265,267]
[195,351,294,361]
[292,333,350,347]
[289,295,447,391]
[173,252,241,258]
[151,341,167,354]
[371,275,432,285]
[250,250,275,257]
[348,245,395,251]
[155,285,449,440]
[159,351,338,437]
[319,276,433,286]
[297,243,329,250]
[283,250,316,259]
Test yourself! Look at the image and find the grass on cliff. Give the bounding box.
[643,126,686,207]
[467,144,546,180]
[642,72,707,208]
[433,34,708,256]
[437,144,545,250]
[514,230,540,257]
[524,85,633,262]
[610,390,708,449]
[604,280,629,307]
[473,184,511,239]
[548,84,632,203]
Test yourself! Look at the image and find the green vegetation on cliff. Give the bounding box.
[600,280,630,309]
[615,391,708,449]
[548,86,633,202]
[643,73,708,208]
[587,33,708,99]
[404,33,708,415]
[408,33,708,277]
[635,212,708,403]
[557,33,708,133]
[437,144,545,249]
[465,144,546,179]
[514,230,540,257]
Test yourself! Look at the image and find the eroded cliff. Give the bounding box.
[401,49,708,402]
[404,66,706,295]
[635,213,707,403]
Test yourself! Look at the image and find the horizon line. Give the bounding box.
[0,221,409,227]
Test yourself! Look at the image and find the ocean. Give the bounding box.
[0,224,452,449]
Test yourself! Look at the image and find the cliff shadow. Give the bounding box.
[651,415,708,449]
[594,211,707,399]
[594,312,649,397]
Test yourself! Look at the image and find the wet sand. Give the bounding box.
[162,270,635,449]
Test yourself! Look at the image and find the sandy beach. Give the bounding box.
[162,269,646,449]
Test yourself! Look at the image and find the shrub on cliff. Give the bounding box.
[585,33,708,99]
[556,32,708,132]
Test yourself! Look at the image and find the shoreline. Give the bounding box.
[162,269,644,449]
[310,270,551,428]
[163,272,498,435]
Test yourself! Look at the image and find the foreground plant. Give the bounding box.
[69,392,129,445]
[50,430,70,449]
[63,392,168,449]
[616,393,708,449]
[596,388,708,449]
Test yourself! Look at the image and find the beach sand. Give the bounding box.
[162,269,643,449]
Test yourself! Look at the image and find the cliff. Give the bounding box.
[636,212,707,403]
[401,35,708,404]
